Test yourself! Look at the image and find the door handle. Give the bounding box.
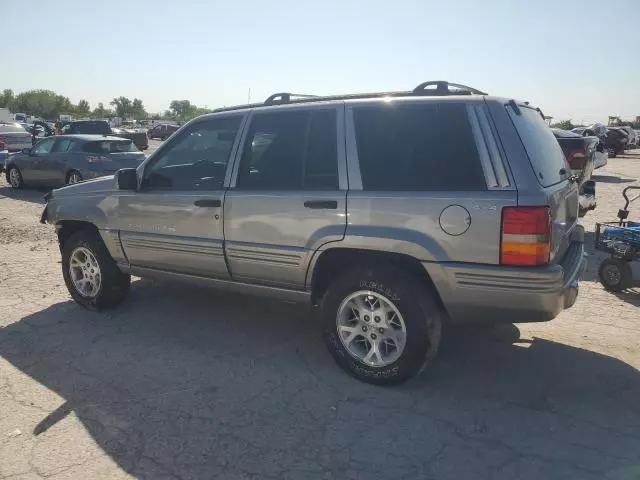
[304,200,338,209]
[194,199,221,208]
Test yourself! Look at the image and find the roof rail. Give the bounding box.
[264,92,318,105]
[412,81,487,96]
[214,81,486,113]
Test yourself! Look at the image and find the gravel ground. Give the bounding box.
[0,152,639,480]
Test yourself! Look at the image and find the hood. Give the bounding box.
[52,175,117,197]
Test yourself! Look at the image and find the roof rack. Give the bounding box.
[214,80,487,113]
[412,81,487,96]
[264,92,318,105]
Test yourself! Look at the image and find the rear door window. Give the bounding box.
[52,138,74,153]
[353,103,485,191]
[237,109,338,190]
[507,105,569,187]
[82,141,109,154]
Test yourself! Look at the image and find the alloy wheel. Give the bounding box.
[69,247,102,298]
[9,169,21,188]
[336,291,407,367]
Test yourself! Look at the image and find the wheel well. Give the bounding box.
[310,248,445,309]
[56,220,99,251]
[5,163,17,181]
[65,169,80,181]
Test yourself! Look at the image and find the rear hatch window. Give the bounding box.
[109,140,138,152]
[72,121,111,134]
[507,105,569,187]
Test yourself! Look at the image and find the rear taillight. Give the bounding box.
[501,206,551,266]
[566,149,587,170]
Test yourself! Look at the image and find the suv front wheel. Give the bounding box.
[321,265,442,385]
[62,230,131,310]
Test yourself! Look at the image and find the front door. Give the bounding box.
[224,106,347,288]
[118,114,246,278]
[24,137,56,183]
[38,137,75,185]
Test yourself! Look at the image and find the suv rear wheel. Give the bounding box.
[7,167,24,189]
[321,265,442,385]
[66,170,83,185]
[62,230,131,310]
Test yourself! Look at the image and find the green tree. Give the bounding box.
[169,100,195,118]
[110,96,133,117]
[75,99,91,117]
[179,107,213,123]
[131,98,147,119]
[11,90,73,119]
[92,102,107,118]
[0,89,15,109]
[550,120,575,130]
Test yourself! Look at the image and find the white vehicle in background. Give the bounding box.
[0,108,13,123]
[0,123,33,153]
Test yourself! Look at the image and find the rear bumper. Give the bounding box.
[424,226,586,324]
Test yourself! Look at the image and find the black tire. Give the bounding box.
[598,258,633,292]
[66,170,83,185]
[62,230,131,310]
[321,264,443,386]
[7,166,24,189]
[161,135,167,141]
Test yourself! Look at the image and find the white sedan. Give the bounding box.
[0,123,33,152]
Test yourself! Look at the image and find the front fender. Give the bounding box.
[43,201,109,229]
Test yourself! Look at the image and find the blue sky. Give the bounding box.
[4,0,639,123]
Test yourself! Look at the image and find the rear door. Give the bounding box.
[224,106,347,288]
[504,104,578,263]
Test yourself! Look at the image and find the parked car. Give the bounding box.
[147,123,179,140]
[552,128,599,216]
[61,120,149,151]
[0,122,34,152]
[0,139,8,170]
[40,81,586,385]
[605,128,629,157]
[5,135,145,188]
[617,126,637,148]
[569,125,608,169]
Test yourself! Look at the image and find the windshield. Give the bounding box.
[507,105,569,187]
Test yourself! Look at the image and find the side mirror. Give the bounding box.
[22,148,31,155]
[116,168,138,190]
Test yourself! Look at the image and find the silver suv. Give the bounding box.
[41,81,586,385]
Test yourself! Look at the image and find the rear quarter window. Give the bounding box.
[110,140,137,153]
[353,102,486,191]
[507,105,569,187]
[82,141,109,154]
